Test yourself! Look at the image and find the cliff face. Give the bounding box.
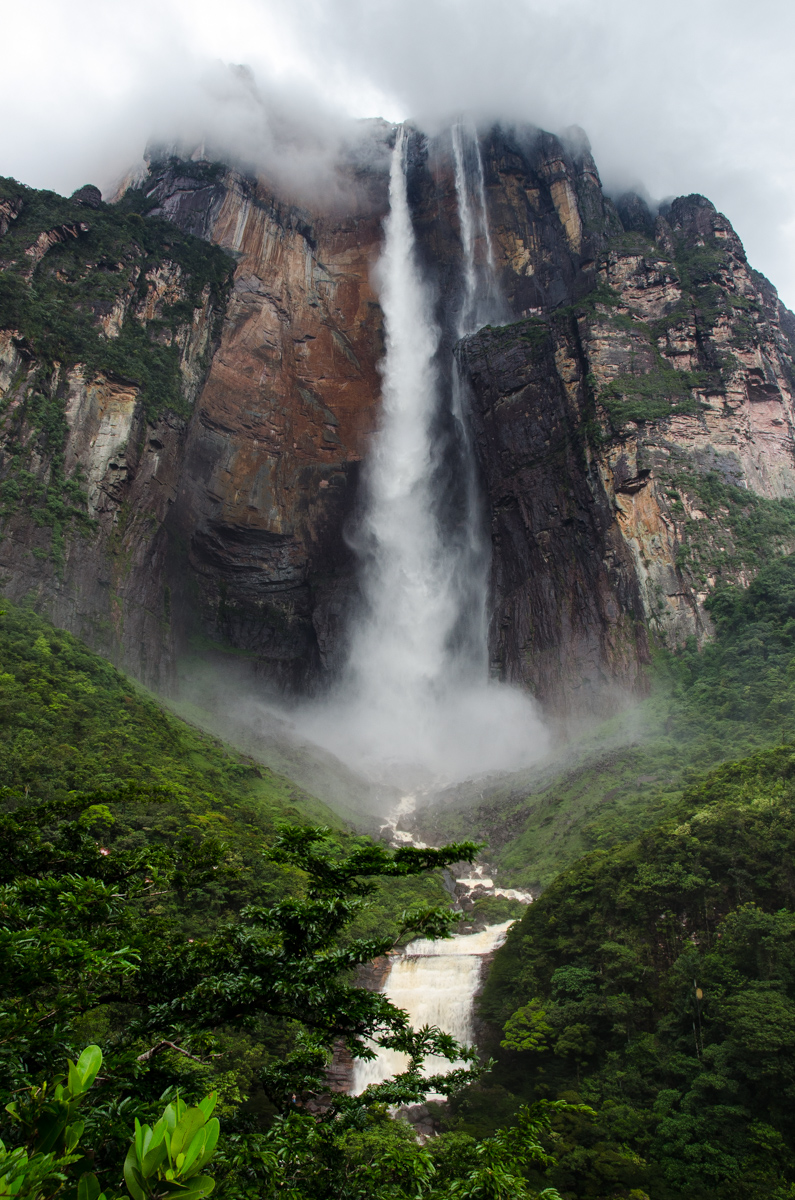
[458,153,795,708]
[0,176,231,687]
[133,157,390,687]
[1,126,794,713]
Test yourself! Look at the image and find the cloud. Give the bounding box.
[1,0,795,304]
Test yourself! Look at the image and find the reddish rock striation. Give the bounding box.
[137,158,391,686]
[2,126,795,714]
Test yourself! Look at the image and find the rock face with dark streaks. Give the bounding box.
[460,318,649,709]
[458,162,795,708]
[136,155,390,688]
[1,123,795,715]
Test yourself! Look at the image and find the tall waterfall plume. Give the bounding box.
[298,124,547,788]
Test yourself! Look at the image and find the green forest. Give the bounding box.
[0,599,579,1199]
[5,548,795,1197]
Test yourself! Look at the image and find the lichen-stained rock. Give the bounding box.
[0,349,199,689]
[482,125,622,315]
[0,174,231,687]
[460,188,795,709]
[459,319,649,711]
[131,156,391,686]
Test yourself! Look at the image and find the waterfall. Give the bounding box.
[444,120,507,676]
[297,123,548,788]
[450,119,504,338]
[334,124,457,763]
[351,921,514,1094]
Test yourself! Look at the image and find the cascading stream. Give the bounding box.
[297,122,548,789]
[351,921,514,1095]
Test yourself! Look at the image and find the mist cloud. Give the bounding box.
[2,0,795,303]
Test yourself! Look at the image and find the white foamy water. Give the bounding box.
[352,921,514,1094]
[451,119,505,338]
[296,123,548,789]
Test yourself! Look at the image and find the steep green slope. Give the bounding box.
[0,596,334,824]
[0,597,446,941]
[468,745,795,1199]
[414,552,795,893]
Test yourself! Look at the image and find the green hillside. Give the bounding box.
[0,596,446,937]
[0,594,336,833]
[414,552,795,894]
[467,743,795,1199]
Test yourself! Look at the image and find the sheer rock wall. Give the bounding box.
[2,126,795,713]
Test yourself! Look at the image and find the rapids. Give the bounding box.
[351,921,514,1094]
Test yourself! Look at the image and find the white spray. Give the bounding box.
[298,124,547,788]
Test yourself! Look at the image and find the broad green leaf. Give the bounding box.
[67,1058,83,1097]
[76,1046,102,1091]
[196,1095,217,1121]
[123,1147,147,1200]
[172,1175,215,1199]
[148,1119,168,1154]
[179,1130,204,1176]
[64,1119,85,1152]
[170,1110,205,1159]
[77,1171,102,1200]
[141,1140,169,1179]
[133,1119,147,1162]
[161,1099,183,1140]
[194,1120,219,1171]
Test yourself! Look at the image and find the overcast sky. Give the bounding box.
[3,0,795,307]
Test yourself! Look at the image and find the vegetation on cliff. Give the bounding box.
[666,471,795,584]
[589,214,764,429]
[0,175,233,560]
[0,175,233,422]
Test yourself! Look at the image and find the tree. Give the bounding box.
[1,786,588,1196]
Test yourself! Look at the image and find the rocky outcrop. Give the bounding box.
[0,175,230,686]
